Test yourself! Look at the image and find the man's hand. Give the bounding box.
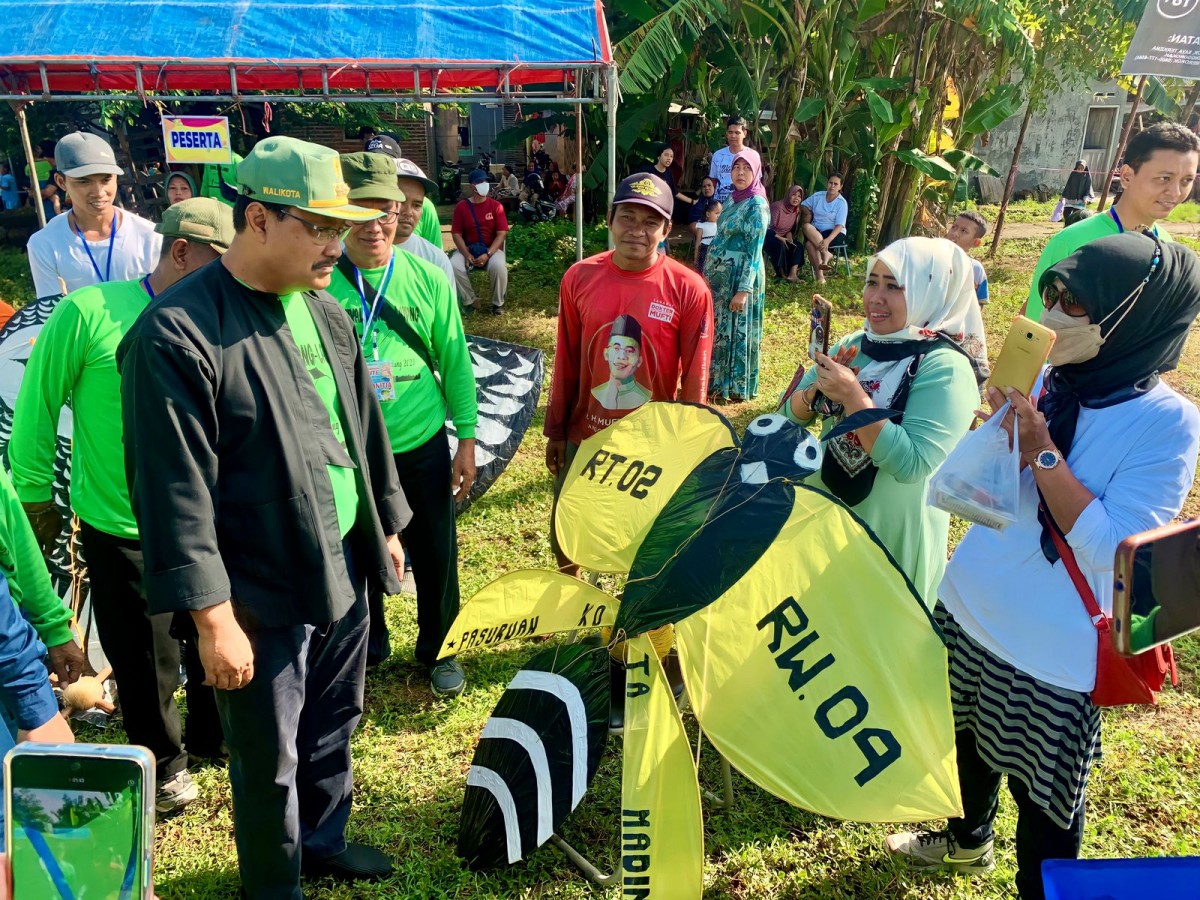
[473,252,490,268]
[386,534,405,583]
[46,639,85,686]
[545,439,567,476]
[22,501,63,558]
[19,711,74,744]
[451,438,477,499]
[191,602,254,691]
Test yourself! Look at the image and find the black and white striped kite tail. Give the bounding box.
[450,335,544,515]
[458,644,610,870]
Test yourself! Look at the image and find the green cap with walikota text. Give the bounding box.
[236,136,382,221]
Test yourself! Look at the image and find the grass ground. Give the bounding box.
[6,215,1198,898]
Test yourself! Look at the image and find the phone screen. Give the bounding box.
[9,755,145,899]
[1128,527,1200,654]
[808,300,831,361]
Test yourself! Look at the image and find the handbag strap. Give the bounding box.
[1043,508,1107,631]
[466,198,486,246]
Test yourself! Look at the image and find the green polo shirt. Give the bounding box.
[326,249,477,454]
[0,468,72,648]
[417,198,443,248]
[11,278,150,539]
[1027,211,1171,320]
[279,293,359,537]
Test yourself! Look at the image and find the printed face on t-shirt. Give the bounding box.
[606,334,642,381]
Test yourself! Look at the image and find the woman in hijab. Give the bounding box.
[704,149,770,402]
[764,184,806,281]
[785,236,987,603]
[887,232,1200,900]
[164,171,195,206]
[1060,160,1093,226]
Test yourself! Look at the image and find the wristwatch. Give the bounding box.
[1032,448,1063,470]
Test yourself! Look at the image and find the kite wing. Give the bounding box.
[620,634,704,900]
[458,644,610,869]
[673,484,962,822]
[554,402,738,574]
[438,569,618,659]
[450,335,544,515]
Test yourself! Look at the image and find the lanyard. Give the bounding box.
[353,253,395,359]
[1109,206,1158,237]
[72,211,119,283]
[140,274,155,300]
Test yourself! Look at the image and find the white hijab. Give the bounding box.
[856,236,988,408]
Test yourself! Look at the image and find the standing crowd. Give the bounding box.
[0,117,1196,900]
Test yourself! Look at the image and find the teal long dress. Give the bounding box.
[704,194,769,401]
[786,332,979,606]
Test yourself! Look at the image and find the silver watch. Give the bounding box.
[1032,448,1063,470]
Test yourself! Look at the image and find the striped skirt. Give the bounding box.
[935,603,1102,831]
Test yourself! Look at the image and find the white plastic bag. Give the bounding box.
[928,403,1020,530]
[1050,198,1065,223]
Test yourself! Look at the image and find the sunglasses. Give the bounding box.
[1041,283,1088,316]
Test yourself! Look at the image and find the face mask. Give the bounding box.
[1043,275,1148,366]
[475,182,491,197]
[1044,307,1103,365]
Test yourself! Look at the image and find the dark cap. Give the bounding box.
[612,173,673,220]
[468,169,489,185]
[609,314,643,345]
[364,134,403,159]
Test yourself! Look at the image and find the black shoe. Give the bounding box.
[302,842,393,882]
[461,303,478,315]
[491,304,503,316]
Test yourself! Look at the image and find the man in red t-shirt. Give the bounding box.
[544,172,714,572]
[451,169,509,315]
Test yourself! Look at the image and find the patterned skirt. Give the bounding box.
[935,603,1102,831]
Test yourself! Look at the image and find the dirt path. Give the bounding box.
[1000,219,1200,240]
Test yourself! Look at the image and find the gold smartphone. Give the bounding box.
[1113,519,1200,655]
[986,316,1056,397]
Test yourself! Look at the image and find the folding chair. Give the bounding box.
[809,231,852,279]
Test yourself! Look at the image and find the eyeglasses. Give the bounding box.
[1042,283,1087,316]
[361,210,400,226]
[281,211,351,245]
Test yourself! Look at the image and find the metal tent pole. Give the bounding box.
[606,65,618,248]
[1096,75,1147,214]
[14,104,46,229]
[576,73,585,262]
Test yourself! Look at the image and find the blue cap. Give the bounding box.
[468,169,489,185]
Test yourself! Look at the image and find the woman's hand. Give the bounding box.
[812,348,867,408]
[1005,387,1053,458]
[729,291,749,313]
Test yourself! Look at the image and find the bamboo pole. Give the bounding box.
[13,104,46,229]
[1095,75,1147,214]
[987,95,1035,259]
[576,71,584,262]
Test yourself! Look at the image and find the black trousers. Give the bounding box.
[79,522,223,778]
[368,428,460,667]
[948,728,1083,900]
[764,231,805,275]
[217,542,369,900]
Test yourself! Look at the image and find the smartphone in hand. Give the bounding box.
[5,743,155,899]
[987,315,1055,397]
[808,296,832,361]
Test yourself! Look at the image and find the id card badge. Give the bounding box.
[368,361,396,402]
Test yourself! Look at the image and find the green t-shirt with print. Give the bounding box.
[280,293,359,537]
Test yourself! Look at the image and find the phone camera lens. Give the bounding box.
[1026,332,1033,339]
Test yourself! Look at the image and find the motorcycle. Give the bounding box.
[518,174,557,223]
[439,156,462,200]
[475,148,497,182]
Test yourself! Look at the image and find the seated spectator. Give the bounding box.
[451,170,509,315]
[546,169,566,201]
[801,173,848,284]
[688,176,719,245]
[764,184,806,281]
[497,165,520,199]
[556,164,580,216]
[164,171,195,206]
[1060,159,1094,225]
[693,201,721,270]
[946,210,990,304]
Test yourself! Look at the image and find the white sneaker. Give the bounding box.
[156,770,199,815]
[885,830,994,874]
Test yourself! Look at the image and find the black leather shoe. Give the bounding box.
[302,843,393,882]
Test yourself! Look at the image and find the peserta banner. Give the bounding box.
[1122,0,1200,78]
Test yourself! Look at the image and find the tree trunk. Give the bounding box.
[1095,75,1147,213]
[771,62,803,201]
[987,94,1035,258]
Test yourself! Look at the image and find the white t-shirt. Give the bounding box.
[939,378,1200,693]
[397,233,455,289]
[27,210,161,298]
[708,146,759,204]
[697,221,717,245]
[801,192,849,232]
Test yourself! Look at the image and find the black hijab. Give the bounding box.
[1036,231,1200,559]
